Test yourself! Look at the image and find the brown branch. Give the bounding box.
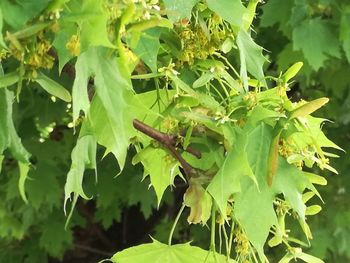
[132,119,199,179]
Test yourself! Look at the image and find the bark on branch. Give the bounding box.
[132,119,200,179]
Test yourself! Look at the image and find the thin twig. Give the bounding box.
[74,243,113,257]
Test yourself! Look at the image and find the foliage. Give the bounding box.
[0,0,348,263]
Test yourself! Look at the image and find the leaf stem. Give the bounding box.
[168,203,186,246]
[227,217,235,260]
[210,203,218,262]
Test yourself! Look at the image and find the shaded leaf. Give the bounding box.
[293,18,340,70]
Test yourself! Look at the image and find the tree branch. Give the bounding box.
[132,119,200,179]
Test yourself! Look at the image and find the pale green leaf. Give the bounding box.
[111,239,234,263]
[64,131,96,214]
[35,72,72,102]
[163,0,199,22]
[207,0,246,28]
[293,18,340,70]
[133,146,180,205]
[236,29,267,91]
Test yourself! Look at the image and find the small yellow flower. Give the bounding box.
[66,34,81,56]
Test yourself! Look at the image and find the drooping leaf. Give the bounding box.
[0,89,30,162]
[293,18,340,70]
[86,48,144,169]
[163,0,199,22]
[234,123,277,258]
[111,239,234,263]
[207,0,246,28]
[35,72,72,102]
[184,183,212,225]
[64,129,96,217]
[236,29,267,91]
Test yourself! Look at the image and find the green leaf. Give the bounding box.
[18,161,30,203]
[0,89,30,162]
[260,0,294,35]
[272,158,310,222]
[0,72,20,88]
[340,9,350,63]
[130,28,161,72]
[193,72,214,88]
[62,0,114,52]
[293,18,340,70]
[35,72,72,102]
[133,146,180,205]
[111,239,233,263]
[11,22,50,39]
[163,0,199,22]
[234,123,277,258]
[76,47,145,170]
[52,22,77,73]
[207,128,254,217]
[207,0,246,28]
[0,0,50,30]
[64,130,96,218]
[236,29,267,91]
[0,8,6,48]
[39,212,73,258]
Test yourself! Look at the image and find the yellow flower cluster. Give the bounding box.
[177,16,228,66]
[66,34,81,56]
[234,229,250,257]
